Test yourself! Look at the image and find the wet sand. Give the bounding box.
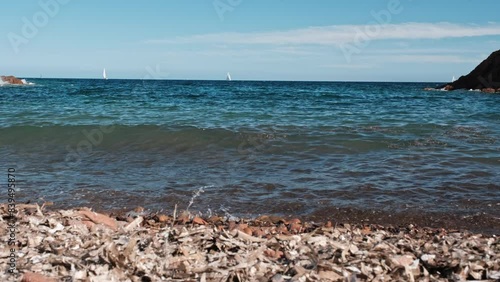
[86,204,500,236]
[46,190,500,236]
[305,207,500,236]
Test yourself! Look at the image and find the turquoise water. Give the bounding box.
[1,79,499,230]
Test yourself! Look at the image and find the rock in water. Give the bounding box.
[439,49,500,91]
[1,75,25,85]
[482,87,496,93]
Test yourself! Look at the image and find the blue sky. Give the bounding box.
[1,0,500,81]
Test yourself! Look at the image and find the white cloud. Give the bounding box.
[145,22,500,46]
[365,47,482,55]
[383,55,481,64]
[320,63,376,69]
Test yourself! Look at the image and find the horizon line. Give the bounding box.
[20,77,447,84]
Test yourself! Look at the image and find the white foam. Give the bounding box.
[21,79,35,85]
[0,79,8,86]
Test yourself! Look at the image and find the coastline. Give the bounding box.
[49,201,500,236]
[2,204,498,281]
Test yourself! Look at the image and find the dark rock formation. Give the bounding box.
[482,88,496,93]
[1,75,25,85]
[435,49,500,92]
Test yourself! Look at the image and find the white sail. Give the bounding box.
[103,68,108,80]
[452,76,456,82]
[226,72,232,81]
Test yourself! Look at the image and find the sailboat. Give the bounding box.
[226,72,232,81]
[103,68,108,80]
[452,75,456,82]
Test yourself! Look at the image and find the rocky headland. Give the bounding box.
[426,49,500,93]
[0,75,25,85]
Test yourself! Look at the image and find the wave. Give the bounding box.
[2,123,496,154]
[0,124,394,156]
[21,79,35,85]
[0,125,288,154]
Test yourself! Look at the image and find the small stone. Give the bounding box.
[325,221,333,228]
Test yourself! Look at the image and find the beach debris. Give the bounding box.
[123,216,143,232]
[192,216,208,225]
[21,272,57,282]
[1,206,498,281]
[77,209,118,231]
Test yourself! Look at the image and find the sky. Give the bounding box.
[1,0,500,81]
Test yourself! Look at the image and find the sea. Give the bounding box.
[1,79,499,233]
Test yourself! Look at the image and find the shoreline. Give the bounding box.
[1,204,499,281]
[44,201,500,236]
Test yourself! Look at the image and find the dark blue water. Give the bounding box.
[1,79,499,231]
